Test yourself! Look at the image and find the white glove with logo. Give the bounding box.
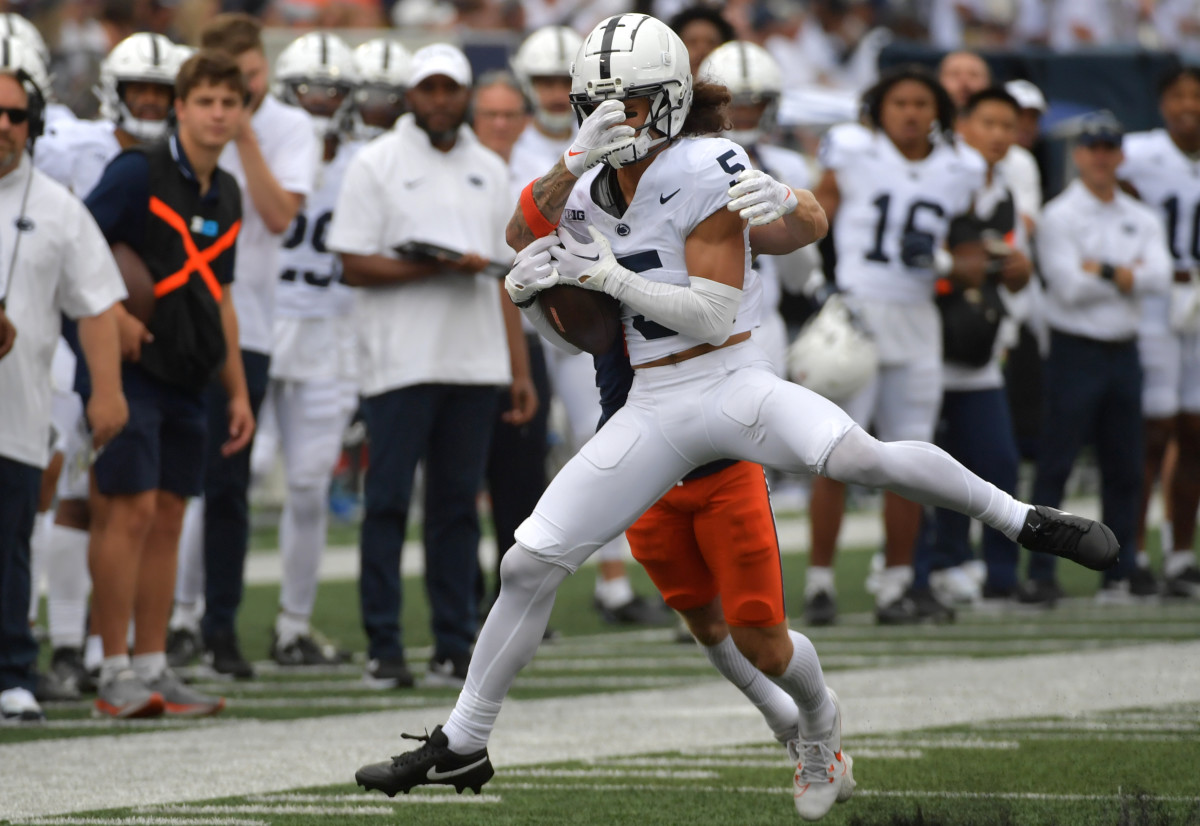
[550,226,625,293]
[505,234,563,307]
[563,99,636,178]
[727,169,799,226]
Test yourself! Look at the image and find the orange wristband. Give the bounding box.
[520,179,558,239]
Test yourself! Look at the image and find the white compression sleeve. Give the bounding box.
[519,301,582,355]
[604,271,742,346]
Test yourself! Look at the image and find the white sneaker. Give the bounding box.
[0,687,45,724]
[962,559,987,587]
[930,565,982,606]
[788,688,855,820]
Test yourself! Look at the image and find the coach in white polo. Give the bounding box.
[329,43,533,689]
[0,37,127,723]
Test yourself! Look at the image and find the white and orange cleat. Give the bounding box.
[788,688,855,820]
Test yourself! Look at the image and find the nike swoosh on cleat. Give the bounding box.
[426,756,489,781]
[659,188,681,204]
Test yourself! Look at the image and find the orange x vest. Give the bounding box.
[130,138,243,391]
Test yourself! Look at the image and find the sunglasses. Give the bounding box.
[0,106,29,125]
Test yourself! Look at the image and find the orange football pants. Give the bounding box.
[626,460,785,628]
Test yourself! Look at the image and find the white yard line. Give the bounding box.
[2,638,1196,820]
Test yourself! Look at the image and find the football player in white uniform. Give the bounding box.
[251,32,365,664]
[33,32,184,695]
[699,40,818,375]
[351,38,411,140]
[509,24,671,626]
[355,13,1117,814]
[1118,64,1200,597]
[806,65,988,626]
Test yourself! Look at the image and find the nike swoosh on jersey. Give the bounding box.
[403,178,424,188]
[659,188,681,204]
[426,757,489,781]
[568,150,585,157]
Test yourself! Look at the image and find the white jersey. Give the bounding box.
[509,124,572,204]
[1119,128,1200,335]
[33,118,121,197]
[275,140,361,321]
[821,123,984,304]
[560,137,760,366]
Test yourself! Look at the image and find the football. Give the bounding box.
[537,284,621,355]
[112,242,156,324]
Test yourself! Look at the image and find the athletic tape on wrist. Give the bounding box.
[521,180,558,239]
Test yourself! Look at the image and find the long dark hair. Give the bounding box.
[681,79,730,137]
[862,64,957,144]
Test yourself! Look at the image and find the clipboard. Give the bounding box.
[393,241,511,279]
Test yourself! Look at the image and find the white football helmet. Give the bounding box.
[0,14,48,67]
[274,32,358,139]
[570,13,693,168]
[512,26,581,134]
[97,33,184,141]
[699,41,781,146]
[786,294,878,403]
[0,35,51,139]
[352,38,412,139]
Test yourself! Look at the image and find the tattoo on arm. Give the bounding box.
[507,158,579,251]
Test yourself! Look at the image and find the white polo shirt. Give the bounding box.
[328,113,513,397]
[0,155,125,469]
[1037,179,1172,342]
[219,95,318,356]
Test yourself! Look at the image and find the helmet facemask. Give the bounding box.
[726,90,779,147]
[281,78,355,139]
[570,79,690,168]
[115,79,175,141]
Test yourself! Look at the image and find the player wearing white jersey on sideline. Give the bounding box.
[509,24,670,626]
[806,66,988,627]
[350,38,411,140]
[698,40,817,377]
[254,32,366,665]
[30,32,184,699]
[1118,64,1200,597]
[354,14,1118,816]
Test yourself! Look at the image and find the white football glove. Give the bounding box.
[505,234,563,307]
[727,169,800,227]
[563,99,636,178]
[550,226,627,294]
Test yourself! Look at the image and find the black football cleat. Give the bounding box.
[356,725,494,796]
[1017,506,1119,572]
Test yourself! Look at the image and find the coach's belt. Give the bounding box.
[633,331,752,369]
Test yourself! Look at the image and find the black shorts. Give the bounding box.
[92,363,208,497]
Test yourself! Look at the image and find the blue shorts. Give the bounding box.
[92,363,208,497]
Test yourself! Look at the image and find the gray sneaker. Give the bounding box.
[146,669,225,717]
[94,670,165,719]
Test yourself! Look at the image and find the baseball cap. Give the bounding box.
[409,43,472,88]
[1005,79,1046,113]
[1076,110,1124,148]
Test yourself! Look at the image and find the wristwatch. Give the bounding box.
[1099,263,1116,282]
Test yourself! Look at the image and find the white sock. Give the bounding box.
[84,635,104,671]
[594,575,635,609]
[825,427,1031,541]
[28,510,54,624]
[46,525,90,649]
[805,566,835,597]
[169,599,204,633]
[132,652,167,683]
[702,635,798,743]
[768,630,836,741]
[174,497,206,605]
[1136,549,1150,569]
[1160,521,1175,556]
[875,565,914,607]
[100,654,131,685]
[279,483,328,621]
[275,611,310,646]
[1166,550,1196,578]
[442,545,570,753]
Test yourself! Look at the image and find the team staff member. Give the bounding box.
[329,43,535,690]
[0,38,127,724]
[1029,112,1172,604]
[85,50,254,719]
[171,13,317,680]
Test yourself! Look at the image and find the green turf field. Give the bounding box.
[5,520,1200,826]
